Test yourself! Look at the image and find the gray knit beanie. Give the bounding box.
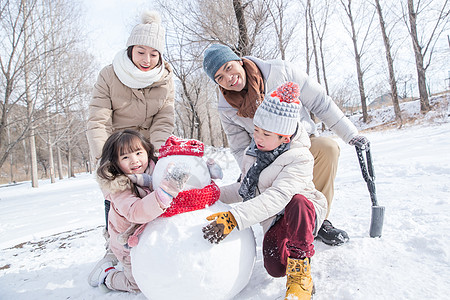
[126,10,165,56]
[253,82,302,136]
[203,44,241,82]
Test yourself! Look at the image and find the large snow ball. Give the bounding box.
[131,201,256,300]
[152,155,211,191]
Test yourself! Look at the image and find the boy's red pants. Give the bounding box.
[262,194,316,277]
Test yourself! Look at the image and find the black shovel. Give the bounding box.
[355,143,385,238]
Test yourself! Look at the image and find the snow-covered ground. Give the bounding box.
[1,95,449,299]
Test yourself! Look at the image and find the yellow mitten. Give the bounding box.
[202,211,237,244]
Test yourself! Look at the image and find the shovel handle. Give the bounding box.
[356,144,379,207]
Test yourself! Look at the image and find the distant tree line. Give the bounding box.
[1,0,448,186]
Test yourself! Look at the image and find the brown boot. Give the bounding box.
[285,257,314,300]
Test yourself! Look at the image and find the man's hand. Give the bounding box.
[349,135,370,150]
[202,212,237,244]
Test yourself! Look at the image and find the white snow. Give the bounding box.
[1,95,450,299]
[132,201,256,300]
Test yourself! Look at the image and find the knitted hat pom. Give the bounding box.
[253,81,302,136]
[126,10,165,55]
[141,10,161,25]
[270,81,301,104]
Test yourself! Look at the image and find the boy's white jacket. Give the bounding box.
[218,56,358,166]
[219,124,328,235]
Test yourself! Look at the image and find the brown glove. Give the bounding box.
[202,211,237,244]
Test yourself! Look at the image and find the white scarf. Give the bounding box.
[112,49,164,89]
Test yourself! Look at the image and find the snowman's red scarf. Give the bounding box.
[161,180,220,217]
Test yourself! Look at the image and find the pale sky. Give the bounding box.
[82,0,149,68]
[81,0,449,94]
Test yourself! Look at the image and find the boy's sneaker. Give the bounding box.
[316,220,349,246]
[88,256,116,288]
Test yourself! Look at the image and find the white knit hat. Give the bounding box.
[253,82,302,136]
[126,10,165,56]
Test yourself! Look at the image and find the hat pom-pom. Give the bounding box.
[141,10,161,24]
[270,81,300,104]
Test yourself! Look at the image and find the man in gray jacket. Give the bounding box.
[202,44,369,246]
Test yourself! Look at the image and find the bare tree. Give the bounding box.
[22,0,39,187]
[263,0,297,60]
[233,0,251,56]
[311,0,335,95]
[157,0,268,57]
[403,0,449,113]
[340,0,376,123]
[156,0,273,146]
[0,0,33,170]
[308,2,321,83]
[38,0,85,181]
[374,0,402,127]
[1,0,94,183]
[304,0,311,74]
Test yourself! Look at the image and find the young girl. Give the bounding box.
[88,129,189,292]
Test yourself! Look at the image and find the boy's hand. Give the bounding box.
[202,212,237,244]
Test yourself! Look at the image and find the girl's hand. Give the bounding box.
[159,162,190,197]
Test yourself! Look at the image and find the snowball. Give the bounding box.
[131,201,256,300]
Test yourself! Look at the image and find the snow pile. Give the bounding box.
[1,96,450,299]
[132,153,256,299]
[347,94,449,131]
[132,201,256,300]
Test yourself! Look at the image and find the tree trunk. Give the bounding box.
[344,0,369,122]
[375,0,402,127]
[7,126,14,183]
[206,100,215,147]
[48,136,55,183]
[407,0,430,113]
[57,146,64,179]
[308,5,321,83]
[221,128,229,148]
[305,0,310,74]
[319,39,329,95]
[232,0,250,56]
[22,0,39,187]
[68,142,74,178]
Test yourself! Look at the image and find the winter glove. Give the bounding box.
[206,158,223,180]
[117,223,147,248]
[202,211,237,244]
[349,135,370,150]
[117,223,140,246]
[156,162,190,208]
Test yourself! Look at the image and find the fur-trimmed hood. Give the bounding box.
[97,173,132,195]
[96,160,156,195]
